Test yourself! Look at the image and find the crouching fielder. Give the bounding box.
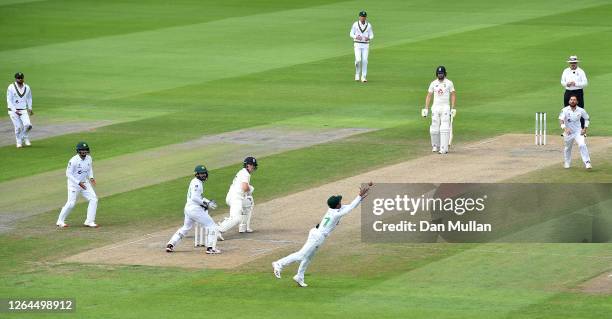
[559,95,592,169]
[218,156,258,235]
[272,182,372,287]
[423,66,456,154]
[166,165,221,254]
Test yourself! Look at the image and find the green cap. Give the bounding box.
[327,195,342,208]
[194,165,208,174]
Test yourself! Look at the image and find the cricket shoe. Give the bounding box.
[83,222,99,228]
[432,146,439,152]
[438,150,448,155]
[585,162,592,169]
[293,275,308,287]
[564,162,570,169]
[239,229,254,233]
[16,143,22,148]
[361,77,367,83]
[355,74,360,81]
[272,262,282,279]
[56,223,69,228]
[24,139,31,146]
[206,247,222,254]
[165,244,174,253]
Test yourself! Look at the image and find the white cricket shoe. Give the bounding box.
[165,244,174,253]
[206,247,221,254]
[361,76,367,83]
[16,143,22,148]
[239,229,254,233]
[56,222,69,228]
[432,146,439,152]
[438,150,448,155]
[83,222,99,228]
[355,74,360,81]
[272,262,282,279]
[585,162,592,169]
[564,162,570,169]
[24,139,31,146]
[293,275,308,287]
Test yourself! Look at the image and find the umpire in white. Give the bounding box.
[561,55,588,127]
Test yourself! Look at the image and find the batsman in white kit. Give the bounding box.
[422,66,456,154]
[6,72,34,148]
[56,142,99,228]
[559,95,592,169]
[166,165,221,254]
[218,156,258,235]
[272,182,372,287]
[350,10,373,83]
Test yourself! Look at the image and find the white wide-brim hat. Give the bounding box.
[567,55,580,63]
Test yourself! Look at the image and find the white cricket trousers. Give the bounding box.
[57,182,98,225]
[275,228,325,281]
[8,111,32,144]
[430,104,451,153]
[218,195,253,233]
[354,46,370,78]
[167,206,218,248]
[563,132,590,166]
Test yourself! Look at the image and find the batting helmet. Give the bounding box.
[436,66,447,76]
[76,141,90,152]
[243,156,258,168]
[194,164,209,181]
[359,10,367,17]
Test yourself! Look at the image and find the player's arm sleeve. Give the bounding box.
[349,24,356,39]
[66,160,80,185]
[560,70,567,87]
[6,87,13,111]
[558,110,565,122]
[189,182,205,206]
[26,86,32,109]
[582,109,590,127]
[88,158,94,179]
[579,70,588,87]
[336,196,363,217]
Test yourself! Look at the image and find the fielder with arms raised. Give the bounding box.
[272,182,372,287]
[422,66,456,154]
[166,165,221,254]
[559,95,592,169]
[218,156,258,235]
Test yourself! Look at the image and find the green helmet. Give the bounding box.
[76,141,90,152]
[194,165,208,181]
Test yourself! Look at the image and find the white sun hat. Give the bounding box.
[567,55,580,63]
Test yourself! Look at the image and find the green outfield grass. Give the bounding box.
[1,0,611,318]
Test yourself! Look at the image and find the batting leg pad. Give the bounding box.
[239,207,253,232]
[430,112,441,147]
[439,112,451,153]
[205,227,218,249]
